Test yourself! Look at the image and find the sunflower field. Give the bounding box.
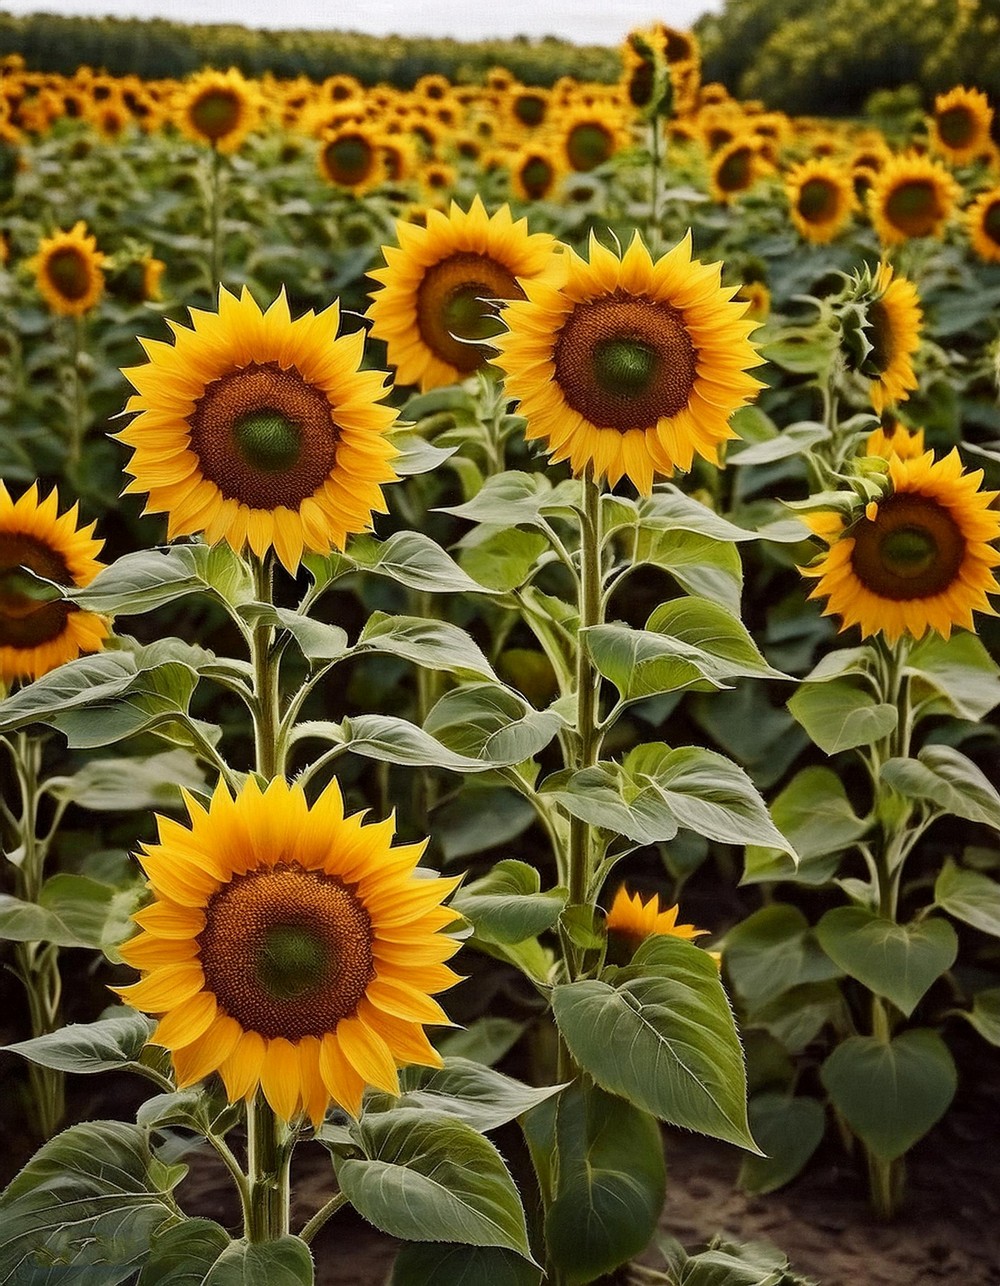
[1,16,1000,1286]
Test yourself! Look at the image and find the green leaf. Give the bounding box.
[424,685,563,765]
[639,487,798,543]
[437,1019,525,1068]
[545,1082,666,1283]
[820,1030,956,1161]
[4,1011,154,1073]
[335,1111,532,1258]
[646,597,787,681]
[137,1088,241,1141]
[458,528,548,592]
[934,859,1000,937]
[552,935,757,1152]
[0,652,139,735]
[749,981,847,1054]
[440,470,553,526]
[744,767,868,886]
[358,612,497,681]
[138,1219,232,1285]
[738,1094,826,1195]
[0,895,68,945]
[451,860,566,945]
[585,624,726,702]
[389,432,459,476]
[788,678,897,754]
[729,421,830,465]
[723,905,842,1010]
[0,1120,184,1284]
[881,745,1000,829]
[539,763,681,845]
[351,532,496,595]
[49,750,205,811]
[623,744,796,856]
[38,873,145,953]
[393,1057,562,1132]
[632,529,743,614]
[273,608,349,662]
[202,1237,314,1285]
[959,989,1000,1046]
[907,632,1000,721]
[70,544,254,615]
[390,1244,541,1286]
[323,715,491,773]
[434,787,535,863]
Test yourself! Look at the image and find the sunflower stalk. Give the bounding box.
[67,316,86,477]
[208,143,224,291]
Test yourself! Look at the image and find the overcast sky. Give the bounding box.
[2,0,723,46]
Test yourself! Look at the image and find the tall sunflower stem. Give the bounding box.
[246,1093,290,1242]
[67,316,86,477]
[250,554,283,781]
[648,119,663,254]
[208,144,223,292]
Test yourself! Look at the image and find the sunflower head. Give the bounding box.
[114,776,462,1125]
[511,145,562,202]
[709,137,764,203]
[493,230,763,495]
[118,286,398,573]
[801,449,1000,644]
[0,482,108,684]
[785,158,855,244]
[967,186,1000,264]
[868,151,959,246]
[865,416,925,461]
[837,262,922,416]
[930,86,993,164]
[605,886,707,964]
[557,104,630,173]
[176,68,259,153]
[29,221,105,317]
[317,125,385,192]
[366,196,556,392]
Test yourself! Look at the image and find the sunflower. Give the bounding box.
[366,196,555,392]
[114,776,461,1125]
[606,886,706,945]
[865,262,922,416]
[493,231,763,495]
[967,186,1000,263]
[867,152,959,245]
[802,449,1000,644]
[735,279,771,323]
[317,125,385,193]
[0,482,108,684]
[29,221,105,317]
[709,137,765,204]
[555,104,631,173]
[510,144,563,202]
[930,86,993,165]
[505,85,550,132]
[175,68,259,153]
[118,287,398,573]
[785,158,855,243]
[865,416,925,461]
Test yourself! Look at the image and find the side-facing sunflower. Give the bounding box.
[493,231,763,495]
[0,482,108,684]
[930,86,993,166]
[118,286,398,573]
[606,886,707,945]
[865,262,923,416]
[366,196,555,391]
[115,776,461,1125]
[967,186,1000,263]
[29,221,105,317]
[175,68,259,153]
[867,152,960,245]
[801,449,1000,644]
[785,157,855,243]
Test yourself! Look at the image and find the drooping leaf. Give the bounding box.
[357,612,497,681]
[424,685,563,765]
[744,766,868,886]
[393,1057,562,1133]
[4,1011,154,1074]
[881,745,1000,829]
[723,905,841,1010]
[935,859,1000,938]
[738,1094,826,1195]
[788,678,896,754]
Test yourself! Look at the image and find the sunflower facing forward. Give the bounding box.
[930,86,993,166]
[118,287,398,572]
[493,231,763,494]
[867,152,959,246]
[785,157,855,244]
[115,776,461,1125]
[175,67,259,153]
[29,222,106,317]
[366,197,555,391]
[0,482,108,683]
[801,449,1000,644]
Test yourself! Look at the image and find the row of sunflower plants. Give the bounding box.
[0,195,803,1283]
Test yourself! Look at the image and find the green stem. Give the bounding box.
[67,316,86,477]
[412,588,439,826]
[250,554,283,781]
[300,1191,348,1245]
[246,1093,290,1242]
[867,1149,903,1221]
[649,118,662,253]
[209,144,223,291]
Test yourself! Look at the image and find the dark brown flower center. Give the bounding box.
[982,199,1000,246]
[566,121,614,172]
[416,251,523,372]
[884,179,942,238]
[715,145,754,194]
[554,291,697,432]
[937,106,976,149]
[187,361,339,510]
[190,88,242,142]
[0,533,73,649]
[45,247,90,301]
[513,92,547,127]
[198,864,375,1040]
[798,177,839,222]
[866,298,895,375]
[519,155,555,199]
[322,134,375,186]
[850,493,965,601]
[627,60,656,110]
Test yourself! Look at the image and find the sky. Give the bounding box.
[2,0,724,46]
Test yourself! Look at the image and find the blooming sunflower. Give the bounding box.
[118,286,398,573]
[555,104,631,173]
[317,125,385,193]
[967,186,1000,263]
[801,449,1000,644]
[175,68,259,153]
[867,152,959,245]
[606,886,706,945]
[366,196,555,392]
[510,145,563,202]
[114,776,461,1125]
[0,482,108,684]
[493,231,763,494]
[785,158,855,244]
[865,262,922,416]
[29,221,105,317]
[930,86,993,165]
[709,138,765,204]
[865,416,925,461]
